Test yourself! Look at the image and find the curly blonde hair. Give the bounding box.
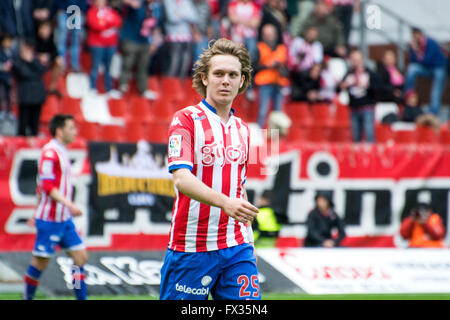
[192,38,253,98]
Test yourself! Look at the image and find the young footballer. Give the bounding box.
[160,38,261,300]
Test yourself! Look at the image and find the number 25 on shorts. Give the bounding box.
[237,275,260,298]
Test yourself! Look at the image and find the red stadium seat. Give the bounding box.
[100,124,125,142]
[334,104,351,128]
[147,75,160,93]
[78,121,101,141]
[311,102,332,127]
[286,126,306,143]
[246,99,260,124]
[161,77,183,102]
[153,77,197,121]
[233,94,250,121]
[439,126,450,144]
[153,98,175,122]
[416,125,438,144]
[285,101,312,127]
[394,129,416,144]
[375,124,393,143]
[60,97,83,122]
[129,95,154,123]
[40,95,61,123]
[124,120,146,142]
[147,121,169,143]
[184,78,201,106]
[307,125,331,142]
[331,127,352,142]
[108,98,129,119]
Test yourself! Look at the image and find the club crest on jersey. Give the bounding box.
[168,135,182,158]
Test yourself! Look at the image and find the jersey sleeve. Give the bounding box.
[167,110,195,173]
[38,148,59,193]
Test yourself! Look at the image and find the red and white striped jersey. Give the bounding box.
[167,99,251,252]
[35,139,73,222]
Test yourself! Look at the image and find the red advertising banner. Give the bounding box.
[247,140,450,247]
[1,136,449,251]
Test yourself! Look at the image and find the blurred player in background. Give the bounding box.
[23,114,88,300]
[160,38,261,300]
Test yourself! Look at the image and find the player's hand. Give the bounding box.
[222,198,258,224]
[68,202,82,217]
[250,242,258,265]
[27,217,36,228]
[323,239,335,248]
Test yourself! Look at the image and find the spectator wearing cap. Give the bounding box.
[304,192,346,248]
[404,27,448,116]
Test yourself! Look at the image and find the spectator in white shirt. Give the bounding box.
[288,25,323,73]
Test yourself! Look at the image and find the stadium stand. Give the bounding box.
[0,0,447,147]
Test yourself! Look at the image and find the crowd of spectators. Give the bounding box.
[0,0,447,139]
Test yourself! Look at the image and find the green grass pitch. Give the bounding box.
[1,292,450,300]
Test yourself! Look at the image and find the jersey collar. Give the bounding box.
[51,138,67,152]
[201,99,236,118]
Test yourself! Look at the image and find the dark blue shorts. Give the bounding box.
[159,243,261,300]
[32,218,85,258]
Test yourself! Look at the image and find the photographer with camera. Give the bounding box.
[400,203,446,248]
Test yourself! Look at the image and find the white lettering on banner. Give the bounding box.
[56,256,162,288]
[245,151,450,241]
[57,257,122,288]
[100,257,161,285]
[256,248,450,294]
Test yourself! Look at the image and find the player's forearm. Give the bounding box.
[49,188,72,207]
[173,169,229,209]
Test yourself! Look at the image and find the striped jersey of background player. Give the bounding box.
[23,114,88,300]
